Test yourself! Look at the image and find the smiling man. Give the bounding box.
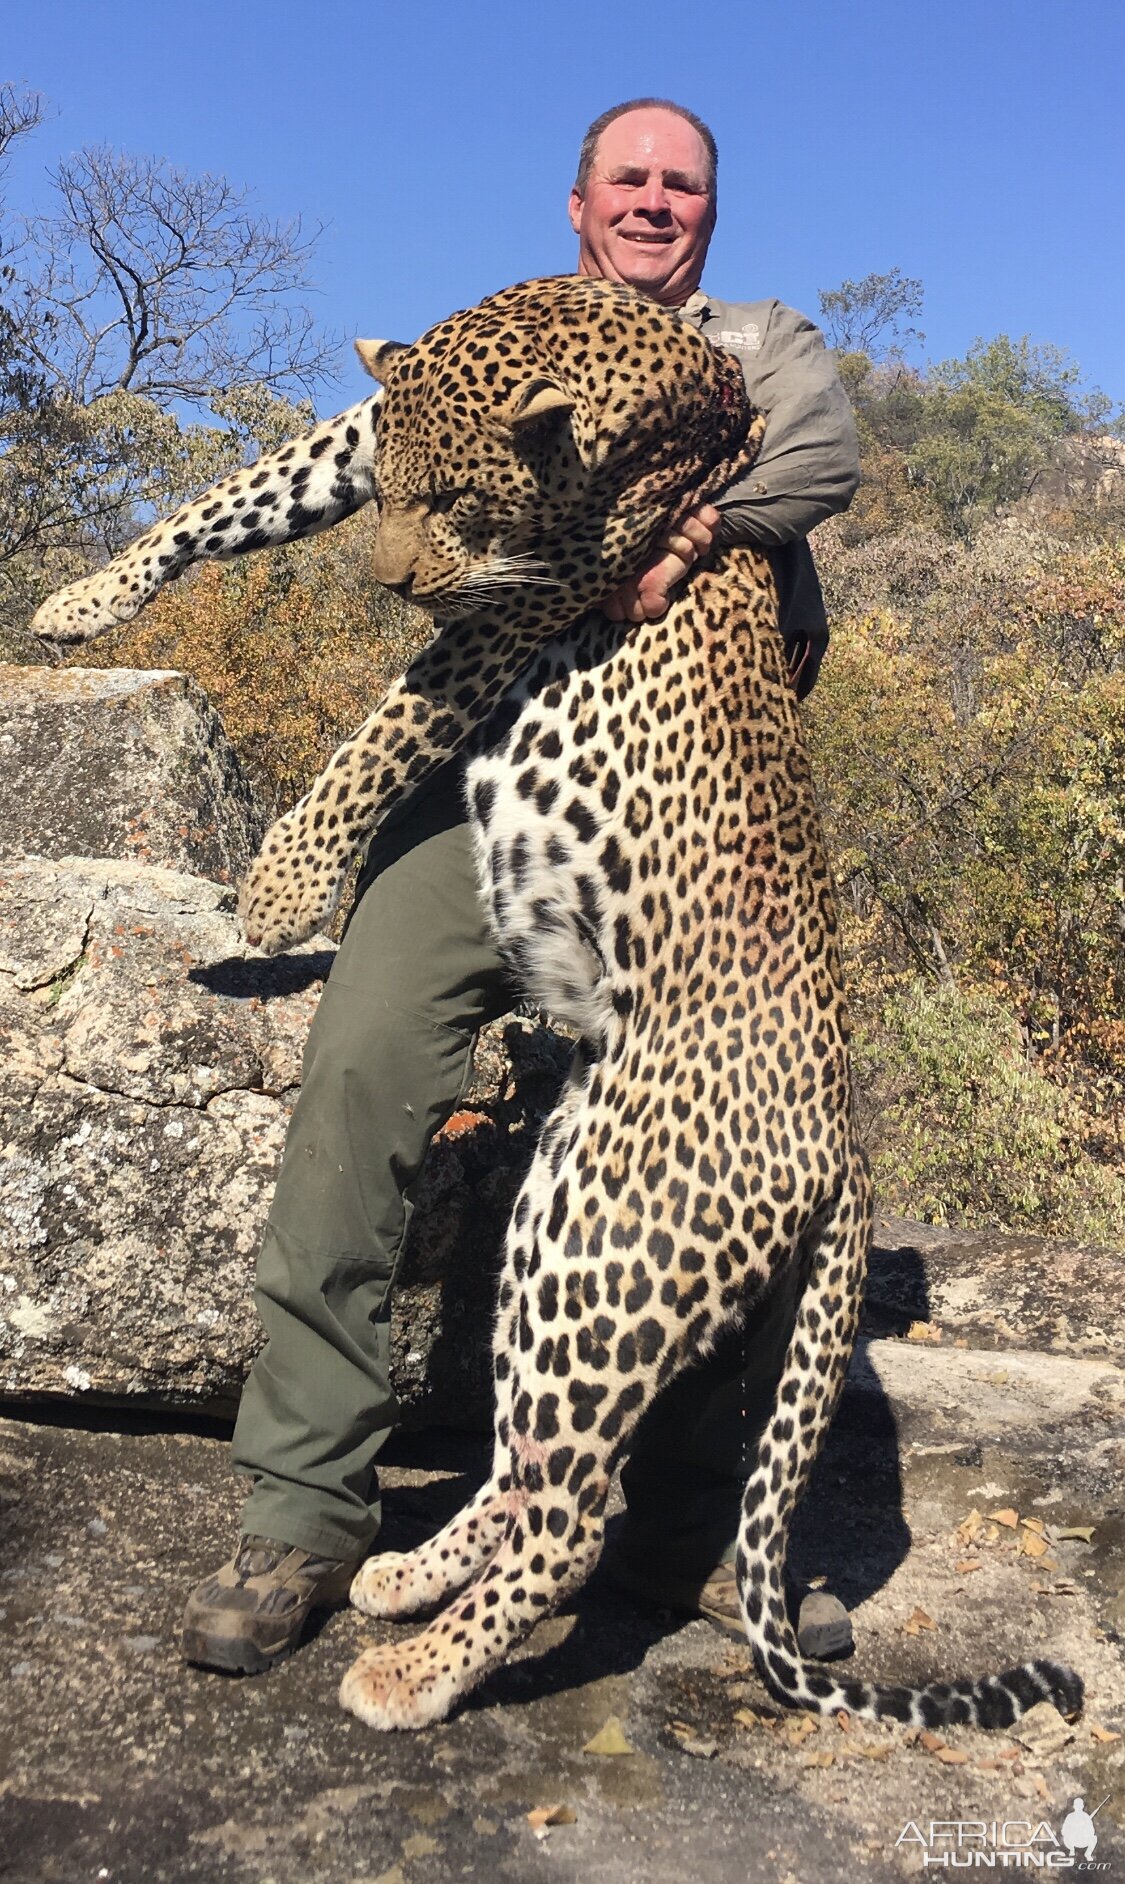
[181,99,860,1675]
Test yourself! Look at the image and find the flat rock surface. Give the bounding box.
[1,1321,1122,1884]
[0,666,263,884]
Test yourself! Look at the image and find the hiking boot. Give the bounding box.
[181,1534,361,1674]
[609,1550,852,1657]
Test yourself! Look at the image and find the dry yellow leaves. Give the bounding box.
[1056,1524,1096,1543]
[582,1716,634,1756]
[802,1749,836,1768]
[935,1747,971,1765]
[1090,1723,1121,1744]
[779,1714,820,1749]
[853,1742,893,1761]
[955,1509,983,1545]
[955,1559,983,1574]
[988,1507,1020,1529]
[919,1730,946,1753]
[906,1320,942,1343]
[1019,1528,1050,1559]
[903,1606,938,1635]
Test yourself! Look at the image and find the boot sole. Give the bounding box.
[181,1625,298,1676]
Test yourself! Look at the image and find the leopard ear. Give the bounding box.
[355,338,408,383]
[500,377,576,436]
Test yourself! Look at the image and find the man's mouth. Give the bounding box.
[619,232,675,244]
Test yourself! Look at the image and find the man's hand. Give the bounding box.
[602,503,720,623]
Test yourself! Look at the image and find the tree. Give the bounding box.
[12,145,336,410]
[817,268,925,359]
[0,99,336,644]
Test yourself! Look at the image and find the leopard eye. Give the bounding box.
[430,484,468,515]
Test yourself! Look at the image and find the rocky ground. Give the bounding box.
[1,1272,1122,1884]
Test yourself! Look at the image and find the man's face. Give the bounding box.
[568,107,715,307]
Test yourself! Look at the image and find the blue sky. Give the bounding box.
[5,0,1122,418]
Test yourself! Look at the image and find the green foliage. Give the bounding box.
[817,268,925,359]
[808,532,1125,1234]
[854,982,1125,1242]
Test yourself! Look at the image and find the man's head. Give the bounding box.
[569,99,717,308]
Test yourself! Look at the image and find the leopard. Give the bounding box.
[33,275,1082,1735]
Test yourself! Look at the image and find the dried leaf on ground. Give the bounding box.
[1013,1701,1075,1760]
[904,1606,938,1635]
[956,1509,983,1545]
[582,1716,635,1756]
[802,1750,836,1768]
[854,1742,892,1761]
[919,1730,946,1753]
[1090,1724,1122,1744]
[988,1507,1020,1529]
[906,1320,942,1343]
[955,1559,983,1573]
[936,1747,970,1765]
[1056,1525,1096,1543]
[1019,1529,1050,1558]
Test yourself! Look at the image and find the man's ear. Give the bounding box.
[567,187,584,235]
[355,338,408,383]
[499,377,576,438]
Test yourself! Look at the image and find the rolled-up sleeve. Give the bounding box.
[713,302,860,549]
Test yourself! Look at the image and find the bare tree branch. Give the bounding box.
[12,145,339,410]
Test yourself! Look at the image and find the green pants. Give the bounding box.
[232,760,798,1570]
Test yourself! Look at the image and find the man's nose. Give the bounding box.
[635,177,671,214]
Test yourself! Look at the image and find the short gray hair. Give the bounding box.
[574,98,718,201]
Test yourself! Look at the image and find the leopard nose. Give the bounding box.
[379,572,415,599]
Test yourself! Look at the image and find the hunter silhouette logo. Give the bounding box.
[1061,1797,1107,1862]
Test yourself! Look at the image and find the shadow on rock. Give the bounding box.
[190,949,336,1001]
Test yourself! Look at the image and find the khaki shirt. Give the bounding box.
[681,290,859,696]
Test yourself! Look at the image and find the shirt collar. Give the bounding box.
[680,289,712,323]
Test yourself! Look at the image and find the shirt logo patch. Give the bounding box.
[718,324,761,352]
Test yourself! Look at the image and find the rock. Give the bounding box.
[0,851,571,1420]
[0,665,263,883]
[0,855,328,1410]
[865,1214,1124,1364]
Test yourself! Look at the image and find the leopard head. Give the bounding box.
[356,276,762,621]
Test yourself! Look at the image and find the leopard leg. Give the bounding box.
[339,1080,738,1730]
[30,396,381,645]
[339,1458,612,1731]
[350,1055,588,1621]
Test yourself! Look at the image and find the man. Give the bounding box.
[182,99,860,1675]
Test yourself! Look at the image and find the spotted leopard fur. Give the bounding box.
[33,276,1082,1734]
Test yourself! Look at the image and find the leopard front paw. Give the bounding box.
[338,1642,458,1731]
[238,806,346,954]
[31,574,141,645]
